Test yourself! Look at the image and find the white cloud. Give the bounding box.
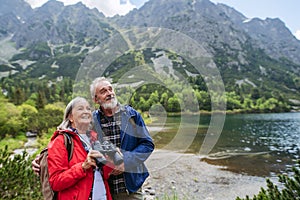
[25,0,136,17]
[83,0,136,17]
[24,0,49,8]
[295,30,300,40]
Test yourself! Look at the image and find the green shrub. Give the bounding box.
[236,161,300,200]
[0,146,42,199]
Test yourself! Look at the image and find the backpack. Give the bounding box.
[38,132,74,200]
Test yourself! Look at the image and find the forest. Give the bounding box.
[0,73,291,140]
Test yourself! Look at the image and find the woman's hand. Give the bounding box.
[82,150,105,171]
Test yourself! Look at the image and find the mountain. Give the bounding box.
[0,0,32,39]
[115,0,300,65]
[0,0,299,111]
[0,0,118,79]
[111,0,300,108]
[12,0,114,48]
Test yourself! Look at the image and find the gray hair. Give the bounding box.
[57,97,89,130]
[90,77,111,101]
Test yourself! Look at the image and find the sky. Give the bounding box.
[24,0,300,40]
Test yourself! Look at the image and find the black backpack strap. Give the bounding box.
[62,132,73,161]
[93,110,104,142]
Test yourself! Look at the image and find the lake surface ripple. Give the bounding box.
[149,112,300,177]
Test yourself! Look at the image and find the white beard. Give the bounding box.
[101,97,118,109]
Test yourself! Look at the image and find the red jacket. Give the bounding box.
[47,129,112,200]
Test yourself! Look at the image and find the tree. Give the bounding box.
[242,97,254,111]
[181,88,198,112]
[251,88,260,100]
[50,84,58,101]
[59,86,65,102]
[36,90,47,109]
[35,104,64,135]
[167,96,181,112]
[195,90,211,111]
[0,96,8,136]
[226,91,243,110]
[19,104,39,132]
[4,116,23,138]
[160,92,169,110]
[13,87,26,105]
[0,101,22,138]
[139,97,150,112]
[147,90,159,107]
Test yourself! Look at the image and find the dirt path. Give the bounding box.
[143,150,267,200]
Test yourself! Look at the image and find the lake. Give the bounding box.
[148,112,300,178]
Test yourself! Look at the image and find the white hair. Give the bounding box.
[57,97,89,130]
[90,77,110,101]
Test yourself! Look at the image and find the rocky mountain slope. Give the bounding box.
[115,0,300,65]
[0,0,299,107]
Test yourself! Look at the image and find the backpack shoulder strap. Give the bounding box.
[93,110,104,142]
[125,105,137,129]
[129,117,137,129]
[62,132,74,161]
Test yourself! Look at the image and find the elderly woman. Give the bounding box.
[46,97,112,200]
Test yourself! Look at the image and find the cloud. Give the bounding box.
[295,30,300,40]
[25,0,136,17]
[24,0,49,8]
[83,0,136,17]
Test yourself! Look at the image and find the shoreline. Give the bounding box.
[143,150,268,200]
[150,110,300,116]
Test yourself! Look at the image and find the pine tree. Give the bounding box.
[13,87,26,105]
[36,90,47,109]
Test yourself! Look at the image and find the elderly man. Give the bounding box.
[90,77,154,199]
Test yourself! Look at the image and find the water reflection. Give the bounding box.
[148,112,300,177]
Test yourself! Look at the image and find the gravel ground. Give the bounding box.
[142,150,267,200]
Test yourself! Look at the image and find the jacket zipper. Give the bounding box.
[121,112,131,194]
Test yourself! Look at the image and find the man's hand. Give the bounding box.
[110,162,125,176]
[32,155,40,175]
